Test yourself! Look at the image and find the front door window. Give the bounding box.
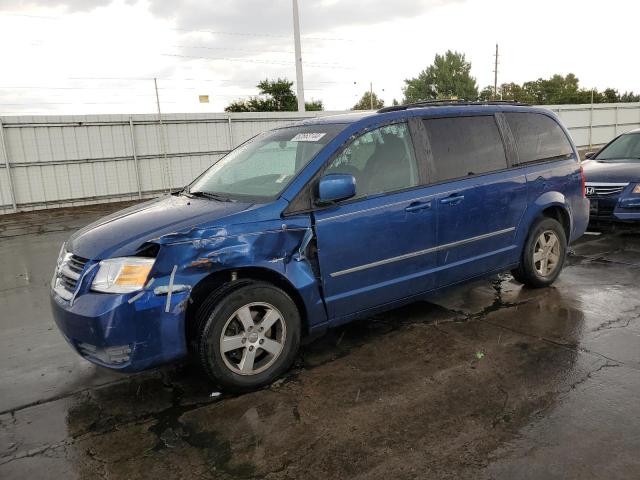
[326,123,419,198]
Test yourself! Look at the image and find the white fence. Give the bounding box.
[546,102,640,148]
[1,103,639,215]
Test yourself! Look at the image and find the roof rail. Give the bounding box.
[377,99,530,114]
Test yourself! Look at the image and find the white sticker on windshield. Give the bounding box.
[291,132,327,142]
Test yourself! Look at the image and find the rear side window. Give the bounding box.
[423,116,508,182]
[505,112,573,164]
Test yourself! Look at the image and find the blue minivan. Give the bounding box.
[51,102,589,390]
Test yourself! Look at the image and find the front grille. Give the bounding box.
[67,255,87,275]
[53,252,89,300]
[586,183,628,197]
[59,254,88,292]
[596,203,616,216]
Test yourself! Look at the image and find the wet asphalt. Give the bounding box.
[1,204,640,479]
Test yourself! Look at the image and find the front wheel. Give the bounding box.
[195,281,301,391]
[511,217,567,288]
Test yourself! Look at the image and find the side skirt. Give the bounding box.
[309,263,520,334]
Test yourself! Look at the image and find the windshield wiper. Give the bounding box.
[188,191,236,202]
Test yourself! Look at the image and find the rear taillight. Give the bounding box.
[580,165,586,197]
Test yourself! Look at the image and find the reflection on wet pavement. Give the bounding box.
[2,206,640,479]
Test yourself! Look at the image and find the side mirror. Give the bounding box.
[584,152,596,160]
[317,174,356,204]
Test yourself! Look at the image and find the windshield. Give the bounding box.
[595,133,640,161]
[188,124,345,201]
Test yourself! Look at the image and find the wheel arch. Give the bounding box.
[185,266,312,348]
[540,204,571,240]
[524,190,572,238]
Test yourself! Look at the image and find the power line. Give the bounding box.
[23,39,344,59]
[65,77,345,85]
[0,101,181,106]
[145,25,355,42]
[162,53,354,69]
[0,86,196,90]
[0,12,59,20]
[171,44,295,55]
[0,12,357,42]
[0,84,332,92]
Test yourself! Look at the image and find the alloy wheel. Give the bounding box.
[533,230,561,277]
[219,302,287,375]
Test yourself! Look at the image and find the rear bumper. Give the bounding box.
[50,287,189,372]
[571,196,590,243]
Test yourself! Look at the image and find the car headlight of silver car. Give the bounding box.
[91,257,155,294]
[633,184,640,194]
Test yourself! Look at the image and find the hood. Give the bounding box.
[582,159,640,184]
[67,194,252,259]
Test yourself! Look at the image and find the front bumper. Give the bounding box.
[588,191,640,224]
[50,286,190,372]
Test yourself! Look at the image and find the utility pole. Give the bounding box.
[292,0,305,112]
[589,88,595,149]
[493,43,499,100]
[370,82,373,110]
[154,78,171,192]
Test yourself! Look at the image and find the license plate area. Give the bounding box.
[589,199,599,215]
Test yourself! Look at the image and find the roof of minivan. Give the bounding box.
[299,104,552,126]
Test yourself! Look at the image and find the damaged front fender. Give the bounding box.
[143,218,328,339]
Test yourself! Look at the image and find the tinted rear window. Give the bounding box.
[505,112,573,164]
[423,115,508,182]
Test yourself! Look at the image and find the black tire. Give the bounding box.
[195,281,301,391]
[511,217,567,288]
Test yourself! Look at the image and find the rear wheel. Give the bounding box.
[511,217,567,288]
[195,281,301,391]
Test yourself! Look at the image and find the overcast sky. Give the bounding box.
[0,0,638,115]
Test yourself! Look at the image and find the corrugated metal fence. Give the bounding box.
[1,103,639,215]
[546,102,640,148]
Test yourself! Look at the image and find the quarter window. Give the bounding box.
[505,112,573,164]
[423,116,508,182]
[326,123,419,198]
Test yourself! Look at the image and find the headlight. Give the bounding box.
[633,185,640,194]
[91,257,154,293]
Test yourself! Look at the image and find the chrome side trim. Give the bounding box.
[317,195,435,223]
[329,227,516,278]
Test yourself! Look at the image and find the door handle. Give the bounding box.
[440,194,465,205]
[405,201,432,212]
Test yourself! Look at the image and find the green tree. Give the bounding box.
[459,72,637,105]
[478,85,494,101]
[225,78,323,112]
[500,82,535,103]
[403,50,478,103]
[519,74,592,104]
[620,91,640,102]
[352,91,384,110]
[603,88,619,103]
[305,99,324,111]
